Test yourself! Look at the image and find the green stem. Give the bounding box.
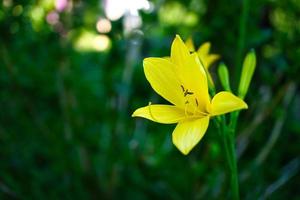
[230,111,240,136]
[227,131,240,200]
[220,126,233,170]
[220,117,233,170]
[220,113,240,200]
[235,0,250,87]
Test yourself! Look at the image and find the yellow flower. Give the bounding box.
[185,38,220,87]
[132,35,247,155]
[185,38,220,70]
[185,37,196,52]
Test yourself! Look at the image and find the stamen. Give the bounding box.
[180,85,185,92]
[184,103,188,117]
[195,109,209,116]
[193,105,197,116]
[180,85,209,117]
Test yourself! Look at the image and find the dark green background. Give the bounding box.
[0,0,299,199]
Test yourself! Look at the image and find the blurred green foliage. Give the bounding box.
[0,0,300,199]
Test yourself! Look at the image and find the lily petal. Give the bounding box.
[206,54,220,68]
[143,57,184,107]
[197,42,211,56]
[197,42,220,69]
[210,91,248,116]
[171,35,191,69]
[185,37,195,52]
[170,35,210,112]
[171,35,207,77]
[132,104,185,124]
[172,117,210,155]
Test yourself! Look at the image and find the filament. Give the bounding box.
[148,102,159,122]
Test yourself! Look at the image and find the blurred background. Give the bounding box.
[0,0,300,199]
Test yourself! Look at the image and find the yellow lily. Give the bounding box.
[185,38,220,70]
[185,38,220,87]
[132,35,247,155]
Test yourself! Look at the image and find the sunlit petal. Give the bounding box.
[143,57,184,107]
[132,104,185,124]
[197,42,220,69]
[210,91,248,116]
[184,53,210,112]
[185,37,195,52]
[170,35,210,112]
[172,117,210,155]
[197,42,211,56]
[171,35,191,70]
[205,54,220,69]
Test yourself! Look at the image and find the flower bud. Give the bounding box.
[218,62,231,92]
[238,49,256,99]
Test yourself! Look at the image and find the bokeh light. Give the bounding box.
[46,11,59,25]
[96,18,112,33]
[29,6,45,31]
[72,31,111,52]
[159,2,198,26]
[3,0,12,7]
[12,5,23,17]
[103,0,152,21]
[55,0,68,12]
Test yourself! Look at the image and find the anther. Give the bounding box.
[184,90,194,97]
[180,85,185,92]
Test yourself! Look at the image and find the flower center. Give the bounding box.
[180,85,207,117]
